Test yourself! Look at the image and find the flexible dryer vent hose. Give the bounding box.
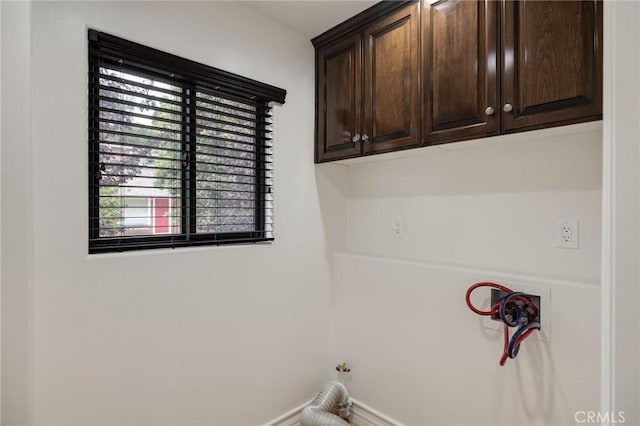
[300,381,351,426]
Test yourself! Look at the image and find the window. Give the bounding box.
[88,30,286,253]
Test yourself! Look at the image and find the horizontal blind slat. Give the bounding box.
[94,83,184,108]
[97,71,183,96]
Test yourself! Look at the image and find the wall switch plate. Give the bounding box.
[556,219,579,249]
[392,217,405,239]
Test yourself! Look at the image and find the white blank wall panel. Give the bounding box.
[334,125,602,425]
[345,129,602,282]
[346,190,601,282]
[332,253,600,426]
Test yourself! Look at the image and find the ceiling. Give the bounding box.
[239,1,378,39]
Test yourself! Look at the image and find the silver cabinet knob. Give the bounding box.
[485,106,495,116]
[503,103,513,113]
[351,134,360,143]
[361,134,369,142]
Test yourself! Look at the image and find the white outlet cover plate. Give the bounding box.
[479,281,551,342]
[392,217,405,239]
[556,219,579,249]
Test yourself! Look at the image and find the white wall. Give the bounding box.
[329,124,602,425]
[602,1,640,423]
[2,1,339,424]
[0,1,3,421]
[1,2,33,425]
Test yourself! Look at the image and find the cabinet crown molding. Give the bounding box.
[311,0,416,48]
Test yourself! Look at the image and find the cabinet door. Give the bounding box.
[316,33,362,162]
[502,0,603,131]
[424,0,499,144]
[363,2,420,154]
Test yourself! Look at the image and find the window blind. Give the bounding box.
[88,30,285,253]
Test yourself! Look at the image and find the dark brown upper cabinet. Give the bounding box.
[502,0,603,131]
[314,1,420,163]
[313,0,602,162]
[316,33,363,162]
[424,0,602,144]
[362,3,420,155]
[424,0,499,144]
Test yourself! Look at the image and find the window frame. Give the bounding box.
[88,30,286,254]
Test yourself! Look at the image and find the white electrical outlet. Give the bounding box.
[556,219,579,249]
[392,217,405,239]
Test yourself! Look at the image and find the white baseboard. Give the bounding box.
[265,398,402,426]
[263,400,309,426]
[350,399,403,426]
